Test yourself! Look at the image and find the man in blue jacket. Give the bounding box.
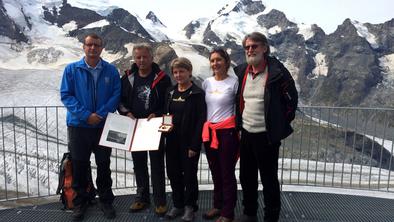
[60,33,121,221]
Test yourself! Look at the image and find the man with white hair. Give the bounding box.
[118,43,171,217]
[234,32,298,222]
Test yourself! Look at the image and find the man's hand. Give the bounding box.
[127,112,136,120]
[188,149,197,158]
[87,113,103,125]
[147,113,156,121]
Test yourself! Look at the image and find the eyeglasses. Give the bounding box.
[84,43,102,48]
[244,44,259,51]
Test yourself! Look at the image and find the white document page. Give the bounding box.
[131,117,163,152]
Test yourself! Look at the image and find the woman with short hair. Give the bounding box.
[164,57,207,222]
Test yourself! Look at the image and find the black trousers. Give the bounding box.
[68,127,114,206]
[240,129,281,220]
[205,128,239,219]
[165,133,200,209]
[131,138,166,206]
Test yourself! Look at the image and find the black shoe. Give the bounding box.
[100,202,116,219]
[72,203,88,221]
[234,214,257,222]
[88,197,97,205]
[264,209,280,222]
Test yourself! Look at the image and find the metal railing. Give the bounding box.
[0,106,393,202]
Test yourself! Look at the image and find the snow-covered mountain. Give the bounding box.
[1,0,394,108]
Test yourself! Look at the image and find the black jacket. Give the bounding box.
[118,62,171,117]
[234,56,298,143]
[164,83,207,152]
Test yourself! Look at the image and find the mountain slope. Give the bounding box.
[0,0,393,108]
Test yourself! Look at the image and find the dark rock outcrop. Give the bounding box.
[231,0,265,15]
[183,20,201,39]
[310,19,382,106]
[43,0,103,28]
[0,0,28,42]
[146,11,166,27]
[107,8,153,41]
[257,9,296,30]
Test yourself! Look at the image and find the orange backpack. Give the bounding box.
[56,152,96,209]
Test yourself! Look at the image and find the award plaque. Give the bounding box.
[158,114,173,132]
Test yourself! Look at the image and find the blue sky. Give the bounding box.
[108,0,393,34]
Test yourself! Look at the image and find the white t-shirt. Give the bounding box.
[202,75,239,123]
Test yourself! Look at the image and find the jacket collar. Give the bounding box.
[75,57,108,70]
[266,56,283,83]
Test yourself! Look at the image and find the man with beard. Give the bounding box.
[60,33,120,221]
[234,32,298,222]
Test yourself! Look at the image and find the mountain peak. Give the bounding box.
[257,9,296,30]
[332,18,358,37]
[146,11,166,27]
[231,0,265,15]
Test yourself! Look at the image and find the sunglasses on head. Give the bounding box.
[244,44,259,51]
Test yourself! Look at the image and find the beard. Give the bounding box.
[246,52,264,66]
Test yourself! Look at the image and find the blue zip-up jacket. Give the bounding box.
[60,57,121,128]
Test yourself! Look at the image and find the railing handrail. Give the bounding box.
[1,105,394,110]
[0,106,393,202]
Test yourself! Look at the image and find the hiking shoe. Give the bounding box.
[100,202,116,219]
[72,202,88,221]
[165,207,184,219]
[155,205,168,217]
[234,214,257,222]
[181,206,195,222]
[129,201,149,212]
[203,208,221,219]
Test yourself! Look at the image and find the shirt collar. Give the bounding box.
[84,58,102,70]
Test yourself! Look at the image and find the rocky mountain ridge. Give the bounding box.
[0,0,393,108]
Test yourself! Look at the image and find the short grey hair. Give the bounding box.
[242,32,270,57]
[132,43,154,58]
[170,57,193,74]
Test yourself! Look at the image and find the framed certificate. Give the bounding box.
[99,113,163,151]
